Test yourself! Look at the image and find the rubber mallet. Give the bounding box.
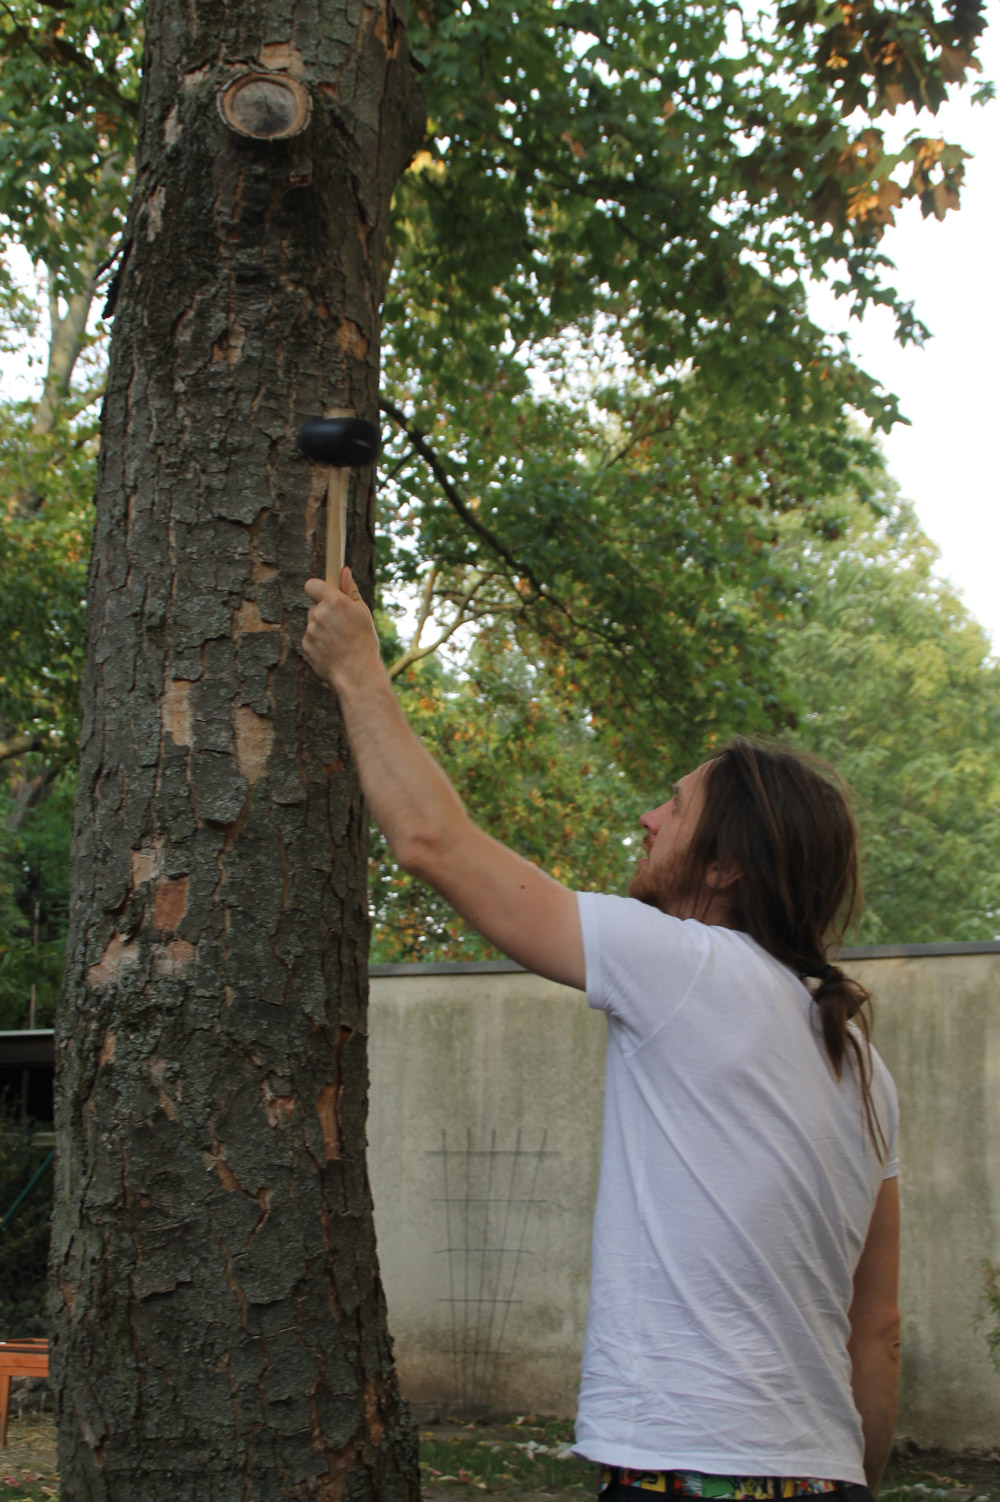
[298,412,379,588]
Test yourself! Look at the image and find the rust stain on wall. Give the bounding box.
[153,876,189,932]
[315,1082,341,1161]
[87,934,139,989]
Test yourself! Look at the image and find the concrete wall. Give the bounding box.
[366,947,1000,1450]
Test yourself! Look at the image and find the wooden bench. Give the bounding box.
[0,1339,50,1447]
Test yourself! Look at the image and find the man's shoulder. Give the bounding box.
[578,890,776,989]
[579,889,767,958]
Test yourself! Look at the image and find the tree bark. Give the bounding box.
[50,1,424,1496]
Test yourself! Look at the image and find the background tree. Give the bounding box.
[370,467,1000,959]
[1,0,996,999]
[3,0,992,751]
[43,0,425,1497]
[0,421,91,1028]
[374,0,991,729]
[778,493,1000,942]
[0,0,131,1030]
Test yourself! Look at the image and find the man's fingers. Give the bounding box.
[305,572,363,607]
[339,566,364,602]
[304,576,335,605]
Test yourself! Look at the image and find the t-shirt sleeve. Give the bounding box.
[576,889,712,1047]
[874,1051,901,1181]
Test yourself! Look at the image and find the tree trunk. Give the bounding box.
[50,1,424,1496]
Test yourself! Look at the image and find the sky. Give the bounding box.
[807,0,1000,650]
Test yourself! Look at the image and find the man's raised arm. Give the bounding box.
[302,571,585,991]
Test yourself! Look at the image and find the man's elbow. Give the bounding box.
[393,825,457,887]
[392,829,435,880]
[849,1306,902,1361]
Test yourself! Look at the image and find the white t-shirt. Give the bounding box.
[574,891,899,1483]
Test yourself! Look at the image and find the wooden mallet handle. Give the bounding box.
[297,411,380,591]
[325,435,349,589]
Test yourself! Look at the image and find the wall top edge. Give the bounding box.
[837,940,1000,959]
[371,941,1000,976]
[2,941,997,1054]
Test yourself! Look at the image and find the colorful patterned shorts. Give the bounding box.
[597,1467,842,1498]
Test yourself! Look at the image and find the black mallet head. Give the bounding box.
[298,416,379,467]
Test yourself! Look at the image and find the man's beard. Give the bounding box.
[627,857,704,920]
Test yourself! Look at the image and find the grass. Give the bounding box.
[419,1418,1000,1498]
[2,1414,997,1499]
[0,1481,57,1502]
[420,1415,591,1494]
[881,1454,1000,1502]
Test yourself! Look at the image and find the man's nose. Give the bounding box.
[641,803,667,834]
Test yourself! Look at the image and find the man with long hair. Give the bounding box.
[303,570,900,1501]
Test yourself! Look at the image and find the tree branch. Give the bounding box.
[388,568,490,679]
[402,563,438,655]
[377,399,638,658]
[379,396,548,597]
[0,732,43,764]
[0,3,140,119]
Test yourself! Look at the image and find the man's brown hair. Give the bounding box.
[686,736,885,1152]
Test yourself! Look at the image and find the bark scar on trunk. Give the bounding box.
[153,875,189,931]
[336,318,369,357]
[154,938,195,976]
[131,841,164,885]
[87,932,140,988]
[233,703,274,784]
[315,1082,341,1161]
[233,599,280,633]
[263,1084,296,1127]
[162,678,195,745]
[206,1138,245,1194]
[258,41,305,74]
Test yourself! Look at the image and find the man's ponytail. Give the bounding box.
[685,738,887,1157]
[811,963,886,1157]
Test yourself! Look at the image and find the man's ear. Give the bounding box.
[707,860,741,892]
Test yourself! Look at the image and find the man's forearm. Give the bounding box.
[301,572,587,989]
[331,662,469,873]
[302,571,470,869]
[849,1331,901,1491]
